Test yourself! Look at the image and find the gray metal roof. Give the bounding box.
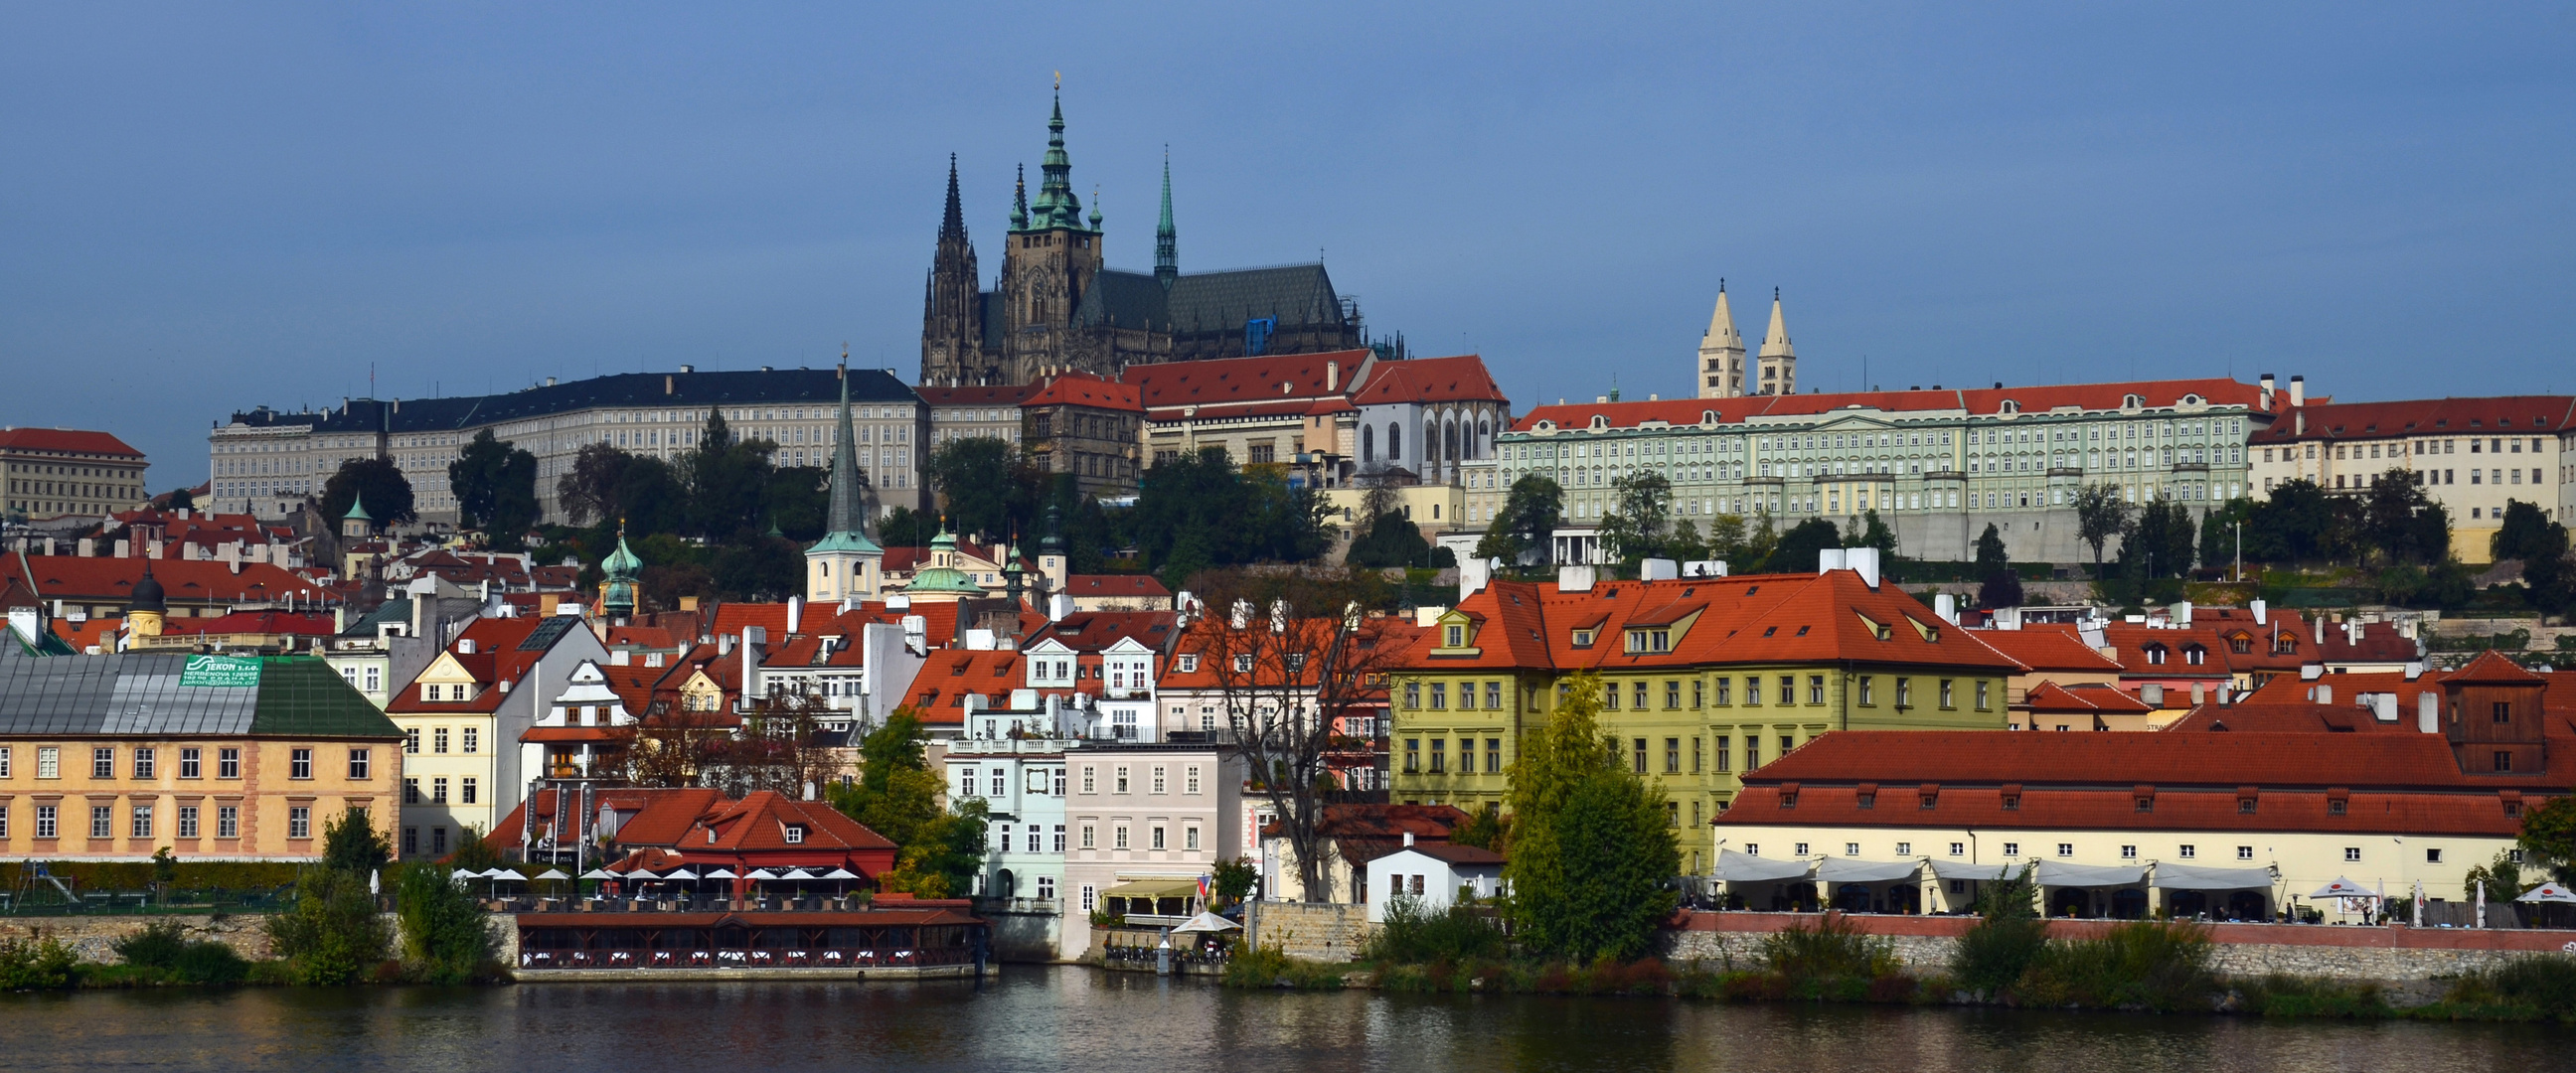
[226,368,919,436]
[0,651,260,737]
[1071,264,1347,336]
[0,650,401,740]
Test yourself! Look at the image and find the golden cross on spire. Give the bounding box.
[1053,71,1060,89]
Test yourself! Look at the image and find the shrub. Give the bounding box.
[1759,912,1897,981]
[1362,895,1509,965]
[110,920,250,986]
[1219,941,1347,990]
[2016,921,2215,1012]
[1952,865,2048,996]
[2238,974,2392,1018]
[266,865,392,986]
[2441,954,2576,1020]
[396,865,497,984]
[0,934,78,991]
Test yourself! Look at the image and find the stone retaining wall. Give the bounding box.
[1665,912,2576,982]
[0,914,276,964]
[1251,902,1375,963]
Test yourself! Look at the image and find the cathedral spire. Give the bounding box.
[1757,288,1798,396]
[819,360,875,546]
[1155,148,1178,290]
[938,153,965,243]
[1695,277,1745,400]
[1010,164,1028,230]
[1022,88,1090,232]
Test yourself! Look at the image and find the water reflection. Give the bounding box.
[0,967,2561,1073]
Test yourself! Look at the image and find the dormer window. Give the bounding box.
[1233,654,1254,674]
[1571,629,1596,648]
[782,824,805,844]
[1177,654,1199,674]
[2183,645,2206,666]
[1445,625,1465,648]
[1625,629,1671,654]
[2144,643,2169,666]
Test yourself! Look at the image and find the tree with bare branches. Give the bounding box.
[706,691,847,799]
[616,698,730,789]
[1182,569,1416,902]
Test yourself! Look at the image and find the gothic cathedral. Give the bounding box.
[920,94,1372,386]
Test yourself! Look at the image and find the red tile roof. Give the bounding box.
[686,791,895,853]
[1064,574,1173,600]
[1028,610,1178,653]
[2451,650,2547,686]
[0,555,328,606]
[156,611,338,637]
[1513,378,2269,433]
[916,383,1043,408]
[905,650,1027,720]
[2253,395,2576,444]
[1971,628,2125,674]
[1025,372,1143,411]
[1407,570,2022,674]
[1126,349,1373,414]
[1347,355,1506,406]
[2020,681,2155,714]
[1742,728,2571,790]
[0,427,143,457]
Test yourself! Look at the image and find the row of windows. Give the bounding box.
[1060,765,1206,796]
[1072,821,1203,852]
[1398,732,1803,776]
[956,766,1068,799]
[991,823,1069,853]
[402,726,481,754]
[0,745,357,780]
[402,776,479,805]
[1399,676,1992,712]
[0,803,272,841]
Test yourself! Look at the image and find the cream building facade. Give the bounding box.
[2246,393,2574,563]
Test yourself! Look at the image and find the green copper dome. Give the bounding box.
[902,522,988,596]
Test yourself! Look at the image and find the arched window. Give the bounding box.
[1388,423,1402,460]
[1362,425,1374,462]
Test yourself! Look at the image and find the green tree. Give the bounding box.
[612,454,690,536]
[711,534,804,601]
[448,429,540,546]
[2520,790,2576,883]
[2361,469,2449,566]
[2198,496,2257,578]
[878,506,934,548]
[555,442,630,528]
[924,436,1040,542]
[1347,511,1433,569]
[1852,509,1896,556]
[825,710,988,896]
[321,807,393,875]
[1503,671,1679,963]
[1666,519,1709,563]
[1598,472,1675,566]
[762,466,831,542]
[1702,513,1749,563]
[2122,498,2196,578]
[2243,479,2341,564]
[2495,500,2560,562]
[686,409,776,539]
[2074,484,2133,576]
[1767,518,1843,574]
[1474,473,1564,566]
[266,865,392,985]
[396,864,495,984]
[1210,857,1259,903]
[164,486,195,513]
[1975,523,2023,608]
[320,457,416,529]
[1129,448,1327,582]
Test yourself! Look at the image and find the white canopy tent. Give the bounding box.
[1712,849,1813,882]
[1170,911,1242,934]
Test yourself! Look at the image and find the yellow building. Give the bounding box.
[1389,557,2022,875]
[0,652,403,861]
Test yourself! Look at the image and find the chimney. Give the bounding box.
[1818,548,1847,573]
[114,538,129,558]
[1845,547,1880,589]
[2172,601,2191,627]
[2142,683,2164,707]
[78,537,93,557]
[2404,660,2424,681]
[2372,693,2398,722]
[1639,557,1679,581]
[1402,831,1414,847]
[1048,592,1075,622]
[2259,373,2276,410]
[2294,410,2305,436]
[2190,683,2205,706]
[741,625,765,698]
[1556,564,1595,592]
[786,596,802,636]
[2316,684,2333,706]
[2289,375,2305,407]
[664,375,675,395]
[2250,598,2267,626]
[2314,615,2326,646]
[539,594,560,617]
[1325,360,1340,392]
[2418,690,2440,733]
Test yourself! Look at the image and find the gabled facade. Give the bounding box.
[1391,563,2021,875]
[384,613,608,858]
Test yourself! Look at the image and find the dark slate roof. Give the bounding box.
[339,598,411,638]
[980,291,1008,351]
[1067,264,1347,336]
[1165,264,1343,333]
[0,651,402,740]
[227,368,919,436]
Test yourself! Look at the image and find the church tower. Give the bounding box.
[806,363,885,604]
[999,89,1106,383]
[1756,289,1797,396]
[920,155,988,386]
[1154,152,1178,290]
[1695,280,1745,399]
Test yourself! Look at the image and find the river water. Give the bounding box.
[0,966,2561,1072]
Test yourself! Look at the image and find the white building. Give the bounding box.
[944,738,1074,906]
[1364,837,1506,922]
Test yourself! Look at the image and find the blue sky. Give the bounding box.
[4,3,2570,485]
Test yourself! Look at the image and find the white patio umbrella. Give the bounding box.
[780,867,816,880]
[665,867,701,880]
[2516,881,2576,903]
[707,868,740,879]
[1170,911,1242,934]
[534,868,570,880]
[2310,876,2375,898]
[746,868,781,880]
[580,868,616,880]
[820,867,859,880]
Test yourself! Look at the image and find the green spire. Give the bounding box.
[1154,149,1177,289]
[600,523,643,618]
[1010,164,1027,230]
[808,360,883,557]
[1019,90,1092,233]
[343,494,373,524]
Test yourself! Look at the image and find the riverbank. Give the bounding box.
[1222,912,2576,1024]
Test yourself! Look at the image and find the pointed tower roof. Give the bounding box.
[1701,279,1742,351]
[809,361,884,557]
[1010,164,1028,230]
[904,520,987,596]
[938,153,967,243]
[129,555,165,614]
[1154,149,1178,289]
[601,527,644,581]
[344,494,374,524]
[1020,91,1093,233]
[1759,288,1796,360]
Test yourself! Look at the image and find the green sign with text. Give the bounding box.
[179,655,262,689]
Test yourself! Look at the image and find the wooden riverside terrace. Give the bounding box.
[512,908,991,981]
